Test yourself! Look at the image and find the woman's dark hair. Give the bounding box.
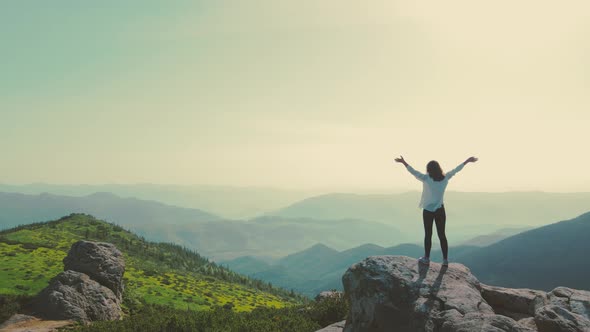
[427,160,445,181]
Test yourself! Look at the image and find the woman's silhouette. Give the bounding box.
[395,156,478,266]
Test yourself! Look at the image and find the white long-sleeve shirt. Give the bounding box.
[405,163,465,212]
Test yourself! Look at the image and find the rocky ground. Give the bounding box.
[317,255,590,332]
[0,314,73,332]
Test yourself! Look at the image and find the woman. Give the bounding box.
[395,155,478,266]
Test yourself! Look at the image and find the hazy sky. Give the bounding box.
[2,1,589,192]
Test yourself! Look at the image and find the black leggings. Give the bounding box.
[423,205,448,259]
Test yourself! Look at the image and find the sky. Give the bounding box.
[1,1,589,192]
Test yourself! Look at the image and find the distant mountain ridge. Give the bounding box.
[0,191,404,260]
[455,211,590,291]
[458,227,531,246]
[0,191,220,231]
[0,183,318,219]
[271,191,590,241]
[223,242,479,296]
[225,210,590,296]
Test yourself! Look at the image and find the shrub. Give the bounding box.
[0,295,33,323]
[74,304,322,332]
[308,292,349,327]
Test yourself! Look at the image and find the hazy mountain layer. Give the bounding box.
[458,227,531,247]
[134,216,404,260]
[0,183,317,219]
[0,192,403,260]
[272,191,590,241]
[225,211,590,296]
[0,191,220,230]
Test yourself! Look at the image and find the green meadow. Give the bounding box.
[0,214,302,313]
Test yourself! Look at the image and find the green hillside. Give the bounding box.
[0,213,303,314]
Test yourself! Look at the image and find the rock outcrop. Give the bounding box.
[31,241,125,323]
[63,240,125,297]
[33,270,122,322]
[341,255,590,332]
[533,287,590,332]
[316,291,344,302]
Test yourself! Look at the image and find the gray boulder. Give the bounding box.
[342,255,531,332]
[342,256,542,332]
[63,240,125,297]
[546,287,590,319]
[30,240,126,324]
[320,256,590,332]
[316,291,344,302]
[32,270,122,323]
[534,305,590,332]
[533,287,590,332]
[481,285,590,332]
[481,284,547,320]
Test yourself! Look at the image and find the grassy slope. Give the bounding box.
[0,214,301,312]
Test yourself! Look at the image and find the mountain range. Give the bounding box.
[223,243,478,296]
[2,189,589,266]
[454,210,590,291]
[271,191,590,241]
[0,183,317,219]
[224,211,590,296]
[0,191,403,260]
[0,191,220,230]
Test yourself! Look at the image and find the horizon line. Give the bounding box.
[0,183,589,195]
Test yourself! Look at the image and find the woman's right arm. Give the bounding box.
[463,156,478,165]
[395,155,427,182]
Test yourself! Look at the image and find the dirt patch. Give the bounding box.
[0,314,74,332]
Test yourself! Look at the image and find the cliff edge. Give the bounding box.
[340,256,590,332]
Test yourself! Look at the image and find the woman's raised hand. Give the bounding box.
[395,156,408,166]
[465,156,478,163]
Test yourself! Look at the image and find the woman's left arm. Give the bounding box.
[463,156,478,165]
[447,156,478,180]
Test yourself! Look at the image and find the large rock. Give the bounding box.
[534,305,590,332]
[32,270,122,323]
[342,256,590,332]
[481,284,547,320]
[534,287,590,332]
[30,241,126,324]
[546,287,590,319]
[63,241,125,297]
[316,291,344,302]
